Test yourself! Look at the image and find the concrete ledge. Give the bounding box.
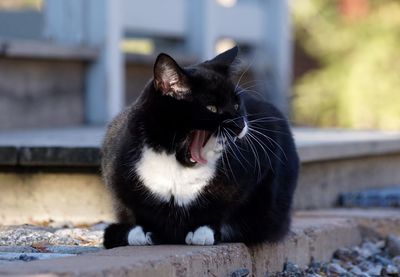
[1,127,400,167]
[0,39,98,61]
[0,147,17,166]
[295,208,400,238]
[18,147,100,167]
[2,209,399,277]
[296,128,400,163]
[0,215,370,277]
[0,127,103,167]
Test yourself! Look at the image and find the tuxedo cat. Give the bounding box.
[101,46,299,248]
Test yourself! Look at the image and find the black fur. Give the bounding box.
[101,46,299,248]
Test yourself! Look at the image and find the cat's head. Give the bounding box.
[150,46,248,166]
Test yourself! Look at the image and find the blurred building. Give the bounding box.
[0,0,292,130]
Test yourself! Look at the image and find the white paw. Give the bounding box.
[185,226,215,245]
[127,226,153,246]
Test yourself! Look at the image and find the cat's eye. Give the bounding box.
[234,104,239,111]
[206,105,218,113]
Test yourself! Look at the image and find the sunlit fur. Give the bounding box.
[102,47,299,249]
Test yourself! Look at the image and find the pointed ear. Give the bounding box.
[153,53,190,99]
[209,46,239,66]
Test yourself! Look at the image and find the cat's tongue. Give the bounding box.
[189,130,209,165]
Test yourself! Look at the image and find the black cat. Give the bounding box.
[101,46,299,248]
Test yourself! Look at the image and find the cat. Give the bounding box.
[101,46,299,248]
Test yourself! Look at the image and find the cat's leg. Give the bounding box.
[185,225,221,246]
[103,223,153,249]
[223,173,295,244]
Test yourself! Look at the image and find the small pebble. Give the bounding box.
[393,256,400,267]
[230,268,250,277]
[366,264,382,276]
[0,227,55,247]
[273,237,400,277]
[358,260,373,271]
[328,263,347,274]
[372,254,392,266]
[387,235,400,257]
[333,247,357,262]
[349,265,363,275]
[18,254,38,262]
[283,261,301,272]
[0,223,106,264]
[385,264,399,275]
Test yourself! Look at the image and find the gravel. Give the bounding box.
[273,236,400,277]
[0,223,107,263]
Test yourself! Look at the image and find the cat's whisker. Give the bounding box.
[221,129,248,170]
[247,130,284,169]
[243,134,263,180]
[235,83,261,93]
[235,88,265,99]
[223,127,259,171]
[237,130,262,178]
[234,79,267,96]
[247,127,288,161]
[234,58,255,94]
[246,116,286,122]
[220,133,240,185]
[222,115,247,124]
[249,130,283,163]
[249,123,290,136]
[235,79,267,90]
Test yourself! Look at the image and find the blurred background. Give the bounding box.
[0,0,399,130]
[293,0,400,130]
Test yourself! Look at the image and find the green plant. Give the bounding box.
[293,0,400,129]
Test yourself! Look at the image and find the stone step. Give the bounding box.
[0,209,399,276]
[1,128,400,225]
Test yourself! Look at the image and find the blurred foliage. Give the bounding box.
[0,0,43,10]
[293,0,400,129]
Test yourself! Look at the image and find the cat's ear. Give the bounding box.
[209,46,239,66]
[206,46,241,77]
[153,53,190,99]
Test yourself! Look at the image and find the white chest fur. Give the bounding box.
[135,146,217,206]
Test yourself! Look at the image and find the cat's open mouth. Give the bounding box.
[189,130,212,165]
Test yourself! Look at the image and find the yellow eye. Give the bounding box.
[206,105,218,113]
[234,104,239,110]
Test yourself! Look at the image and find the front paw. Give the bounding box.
[104,223,133,249]
[127,226,153,246]
[185,226,215,245]
[103,224,153,249]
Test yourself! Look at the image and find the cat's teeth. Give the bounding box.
[190,158,196,163]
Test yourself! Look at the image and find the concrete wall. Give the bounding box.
[0,58,85,130]
[0,11,43,39]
